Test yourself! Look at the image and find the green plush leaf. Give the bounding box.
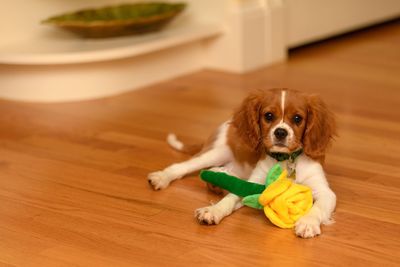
[265,164,282,186]
[243,194,263,209]
[200,170,265,197]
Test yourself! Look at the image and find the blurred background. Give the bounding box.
[0,0,399,102]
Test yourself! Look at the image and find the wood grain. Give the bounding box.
[1,21,400,267]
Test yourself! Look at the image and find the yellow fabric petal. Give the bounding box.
[264,206,294,229]
[258,177,291,206]
[277,169,288,181]
[294,196,310,210]
[290,213,303,222]
[262,182,313,228]
[280,182,309,199]
[269,195,291,224]
[287,192,307,203]
[287,202,302,215]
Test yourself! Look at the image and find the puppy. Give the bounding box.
[148,88,337,238]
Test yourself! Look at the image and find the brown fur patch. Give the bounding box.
[303,94,337,163]
[227,124,262,166]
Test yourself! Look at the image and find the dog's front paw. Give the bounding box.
[195,206,224,225]
[147,171,171,190]
[295,215,321,238]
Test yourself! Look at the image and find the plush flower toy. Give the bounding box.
[200,164,313,228]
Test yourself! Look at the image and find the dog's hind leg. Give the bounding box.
[148,147,232,190]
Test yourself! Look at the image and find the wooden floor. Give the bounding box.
[1,21,400,267]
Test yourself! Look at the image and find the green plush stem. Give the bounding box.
[200,170,265,197]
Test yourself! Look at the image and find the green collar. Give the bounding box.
[268,149,303,162]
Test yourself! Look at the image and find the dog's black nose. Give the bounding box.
[274,128,288,140]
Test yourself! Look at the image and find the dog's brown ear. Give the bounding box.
[231,91,263,150]
[303,95,337,162]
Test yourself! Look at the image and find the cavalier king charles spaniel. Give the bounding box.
[148,88,337,238]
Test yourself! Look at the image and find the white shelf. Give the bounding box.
[0,22,223,65]
[0,0,230,102]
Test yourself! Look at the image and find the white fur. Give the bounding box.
[166,133,184,151]
[247,156,276,183]
[280,90,286,122]
[195,193,242,225]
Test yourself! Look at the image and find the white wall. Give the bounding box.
[287,0,400,47]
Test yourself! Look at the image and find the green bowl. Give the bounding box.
[42,2,187,38]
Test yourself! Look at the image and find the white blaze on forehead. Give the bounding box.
[269,90,296,151]
[280,90,286,122]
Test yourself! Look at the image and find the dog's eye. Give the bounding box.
[293,114,303,124]
[264,112,275,122]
